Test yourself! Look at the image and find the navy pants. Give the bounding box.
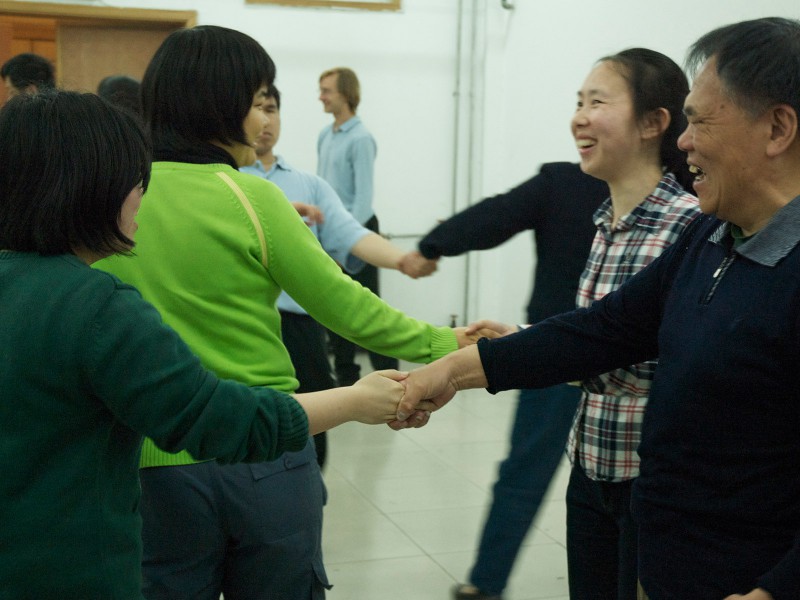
[566,462,638,600]
[469,384,581,595]
[140,440,330,600]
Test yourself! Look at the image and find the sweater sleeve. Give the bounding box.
[252,179,457,363]
[84,279,309,463]
[418,174,546,259]
[478,245,671,392]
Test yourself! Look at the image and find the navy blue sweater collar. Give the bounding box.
[709,194,800,266]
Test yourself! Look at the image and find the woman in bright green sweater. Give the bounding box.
[0,90,417,599]
[94,25,479,600]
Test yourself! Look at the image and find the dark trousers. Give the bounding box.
[140,444,329,600]
[566,462,638,600]
[281,310,336,469]
[469,384,581,595]
[327,214,398,386]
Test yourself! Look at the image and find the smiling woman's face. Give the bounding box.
[570,61,644,185]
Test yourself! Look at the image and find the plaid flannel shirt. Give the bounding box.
[567,173,699,482]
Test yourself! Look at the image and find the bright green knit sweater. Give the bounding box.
[0,251,308,598]
[97,162,457,468]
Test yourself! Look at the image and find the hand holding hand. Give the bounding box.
[350,370,407,425]
[389,363,459,430]
[465,319,518,338]
[453,326,503,348]
[398,251,439,279]
[291,201,325,226]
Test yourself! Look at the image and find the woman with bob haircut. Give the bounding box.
[96,25,482,600]
[0,90,410,599]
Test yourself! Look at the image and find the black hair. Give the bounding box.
[142,25,275,155]
[266,85,281,110]
[686,17,800,119]
[97,74,142,117]
[601,48,693,190]
[0,53,55,90]
[0,90,151,256]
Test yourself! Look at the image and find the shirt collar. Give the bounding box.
[593,172,682,232]
[335,115,360,133]
[253,156,291,176]
[709,194,800,266]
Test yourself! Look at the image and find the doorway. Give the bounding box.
[0,1,196,104]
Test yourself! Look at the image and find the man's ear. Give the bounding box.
[640,107,670,141]
[766,104,798,157]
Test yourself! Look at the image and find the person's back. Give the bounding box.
[96,26,472,600]
[0,89,311,600]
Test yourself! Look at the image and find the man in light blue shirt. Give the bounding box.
[317,67,398,387]
[242,86,434,467]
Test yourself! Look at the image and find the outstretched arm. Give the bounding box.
[351,233,437,278]
[295,370,408,434]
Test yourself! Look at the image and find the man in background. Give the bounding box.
[1,53,54,102]
[317,66,399,386]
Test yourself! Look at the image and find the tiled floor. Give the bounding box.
[320,359,571,600]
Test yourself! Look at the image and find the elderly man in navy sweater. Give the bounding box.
[397,17,800,600]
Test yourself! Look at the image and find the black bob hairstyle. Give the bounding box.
[142,25,275,154]
[0,89,151,256]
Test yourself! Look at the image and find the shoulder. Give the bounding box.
[225,166,287,201]
[639,188,700,240]
[539,162,607,194]
[348,119,376,141]
[653,176,700,220]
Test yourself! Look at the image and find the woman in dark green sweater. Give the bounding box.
[0,90,410,599]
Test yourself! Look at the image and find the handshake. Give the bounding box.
[343,319,518,431]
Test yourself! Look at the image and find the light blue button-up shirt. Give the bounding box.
[241,156,370,314]
[316,116,377,225]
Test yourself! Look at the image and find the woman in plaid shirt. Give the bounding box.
[566,48,700,599]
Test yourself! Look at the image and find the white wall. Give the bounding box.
[37,0,800,325]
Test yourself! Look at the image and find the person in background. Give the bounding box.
[97,25,487,600]
[97,74,142,116]
[1,52,54,101]
[0,89,407,599]
[402,162,607,600]
[317,66,399,386]
[241,85,436,469]
[398,16,800,600]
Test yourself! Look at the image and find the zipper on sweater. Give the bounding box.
[702,252,736,305]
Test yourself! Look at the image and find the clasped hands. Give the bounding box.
[398,250,439,279]
[352,318,516,430]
